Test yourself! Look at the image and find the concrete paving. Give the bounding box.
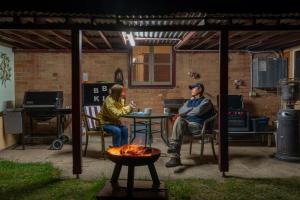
[1,137,300,181]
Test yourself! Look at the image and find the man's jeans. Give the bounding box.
[169,117,202,158]
[103,124,128,147]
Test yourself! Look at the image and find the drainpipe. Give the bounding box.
[250,53,254,94]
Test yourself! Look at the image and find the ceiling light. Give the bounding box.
[121,32,127,45]
[127,32,135,47]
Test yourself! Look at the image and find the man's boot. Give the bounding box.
[165,157,181,168]
[167,142,181,154]
[167,145,177,154]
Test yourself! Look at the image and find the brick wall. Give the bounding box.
[14,51,279,130]
[14,53,72,106]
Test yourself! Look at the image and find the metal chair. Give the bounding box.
[189,112,218,160]
[82,105,111,157]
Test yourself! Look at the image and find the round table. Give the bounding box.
[123,113,174,147]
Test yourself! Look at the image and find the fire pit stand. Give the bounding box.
[111,162,161,195]
[97,146,168,200]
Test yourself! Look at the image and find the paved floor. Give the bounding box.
[1,137,300,181]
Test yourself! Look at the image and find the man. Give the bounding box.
[165,82,215,168]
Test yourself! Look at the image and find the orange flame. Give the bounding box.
[107,144,153,157]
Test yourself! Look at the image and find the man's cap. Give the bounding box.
[189,82,204,91]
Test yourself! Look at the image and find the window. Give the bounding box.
[294,49,300,79]
[129,46,175,87]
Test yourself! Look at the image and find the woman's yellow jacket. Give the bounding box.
[97,96,132,125]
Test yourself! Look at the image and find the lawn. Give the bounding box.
[1,160,300,200]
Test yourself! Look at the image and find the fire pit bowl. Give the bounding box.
[107,144,161,166]
[102,144,163,198]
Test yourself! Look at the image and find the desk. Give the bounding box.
[228,131,275,146]
[123,113,173,147]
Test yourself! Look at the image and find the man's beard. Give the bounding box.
[192,93,203,98]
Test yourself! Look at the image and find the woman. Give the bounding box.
[98,84,135,147]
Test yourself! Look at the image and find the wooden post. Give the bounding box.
[71,28,82,176]
[218,30,229,174]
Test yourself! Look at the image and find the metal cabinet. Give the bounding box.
[3,108,23,134]
[252,57,287,89]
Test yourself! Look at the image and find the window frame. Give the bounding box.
[128,46,176,88]
[293,47,300,79]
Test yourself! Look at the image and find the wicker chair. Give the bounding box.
[189,112,218,160]
[82,106,111,157]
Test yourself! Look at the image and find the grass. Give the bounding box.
[166,178,300,200]
[1,160,300,200]
[0,160,105,200]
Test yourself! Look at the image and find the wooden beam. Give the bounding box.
[1,23,300,31]
[48,30,71,44]
[174,31,196,49]
[6,30,53,49]
[218,30,229,176]
[229,32,264,49]
[249,32,300,49]
[82,34,98,49]
[235,32,287,49]
[261,38,300,50]
[205,31,246,49]
[191,32,217,49]
[71,28,82,177]
[27,30,67,48]
[98,31,112,49]
[0,31,36,48]
[13,48,129,53]
[0,38,25,48]
[272,40,300,50]
[0,41,13,48]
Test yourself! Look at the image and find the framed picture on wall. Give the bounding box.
[83,83,115,106]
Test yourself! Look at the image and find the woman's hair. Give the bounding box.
[110,84,123,101]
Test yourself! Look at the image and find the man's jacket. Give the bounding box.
[178,96,214,126]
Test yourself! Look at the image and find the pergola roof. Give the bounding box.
[1,1,300,51]
[1,0,300,14]
[2,30,300,51]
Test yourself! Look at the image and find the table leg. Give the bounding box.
[166,118,170,144]
[160,118,170,146]
[130,118,137,143]
[22,112,25,150]
[56,114,60,138]
[22,133,25,150]
[60,114,65,136]
[260,135,263,144]
[147,118,152,147]
[145,120,148,146]
[267,134,272,147]
[29,116,33,136]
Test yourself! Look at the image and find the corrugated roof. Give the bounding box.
[1,8,300,51]
[1,0,300,15]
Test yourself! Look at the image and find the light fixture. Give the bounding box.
[121,32,127,45]
[126,32,135,47]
